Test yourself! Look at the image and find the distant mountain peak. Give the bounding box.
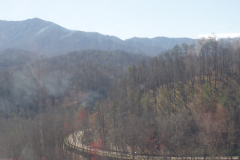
[25,17,51,23]
[0,18,195,57]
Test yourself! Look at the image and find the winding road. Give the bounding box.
[66,131,132,159]
[65,131,239,160]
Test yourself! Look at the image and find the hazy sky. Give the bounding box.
[0,0,239,40]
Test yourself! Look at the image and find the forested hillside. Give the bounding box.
[1,37,240,160]
[81,38,240,159]
[0,49,146,159]
[0,48,41,70]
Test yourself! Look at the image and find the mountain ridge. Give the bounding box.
[0,18,195,57]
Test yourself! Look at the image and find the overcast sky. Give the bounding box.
[0,0,239,40]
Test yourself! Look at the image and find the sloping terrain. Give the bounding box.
[0,18,195,57]
[0,49,147,114]
[125,36,195,49]
[0,48,42,70]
